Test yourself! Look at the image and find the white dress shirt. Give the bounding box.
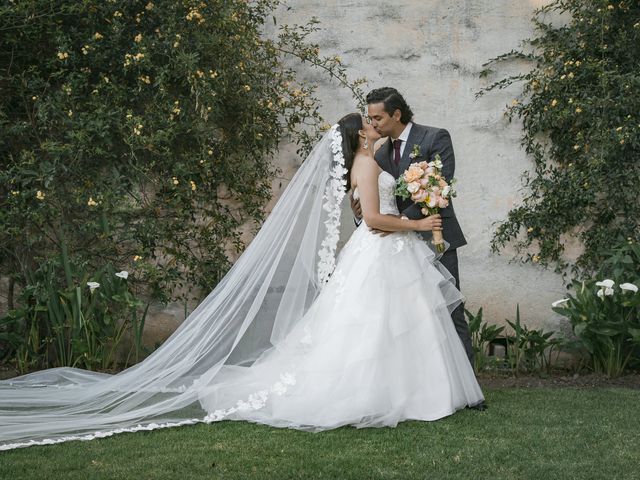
[391,122,413,158]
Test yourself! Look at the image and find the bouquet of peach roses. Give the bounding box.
[395,154,456,253]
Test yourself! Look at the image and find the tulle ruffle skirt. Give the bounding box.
[198,227,484,430]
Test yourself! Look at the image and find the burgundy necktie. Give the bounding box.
[393,139,402,165]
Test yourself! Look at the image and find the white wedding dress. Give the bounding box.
[198,171,484,430]
[0,130,484,449]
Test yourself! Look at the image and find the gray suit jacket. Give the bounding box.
[374,123,467,250]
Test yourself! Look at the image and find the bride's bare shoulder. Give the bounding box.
[351,154,382,190]
[352,153,380,171]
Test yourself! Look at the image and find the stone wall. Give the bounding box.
[261,0,568,332]
[1,1,571,351]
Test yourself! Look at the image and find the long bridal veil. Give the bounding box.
[0,126,349,450]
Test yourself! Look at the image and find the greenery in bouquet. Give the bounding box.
[395,153,456,252]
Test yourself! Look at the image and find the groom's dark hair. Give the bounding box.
[366,87,414,124]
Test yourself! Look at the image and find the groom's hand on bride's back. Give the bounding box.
[349,192,362,220]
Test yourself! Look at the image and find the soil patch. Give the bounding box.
[478,371,640,389]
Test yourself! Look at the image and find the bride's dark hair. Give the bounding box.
[337,112,362,191]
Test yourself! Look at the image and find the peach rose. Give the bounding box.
[413,191,428,203]
[404,165,423,183]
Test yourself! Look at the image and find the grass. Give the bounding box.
[1,388,639,479]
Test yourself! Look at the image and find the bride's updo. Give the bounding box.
[337,112,362,191]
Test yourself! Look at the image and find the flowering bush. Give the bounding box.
[552,240,640,376]
[479,0,640,275]
[1,262,146,372]
[0,0,364,370]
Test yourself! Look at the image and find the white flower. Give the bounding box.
[551,298,570,308]
[407,182,421,194]
[442,185,451,197]
[596,287,614,298]
[434,158,443,169]
[115,270,129,279]
[87,281,100,292]
[595,279,615,298]
[620,283,638,293]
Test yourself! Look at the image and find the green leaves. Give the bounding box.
[552,240,640,376]
[0,0,366,371]
[0,0,364,305]
[481,0,640,276]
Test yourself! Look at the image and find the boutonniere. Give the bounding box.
[409,144,421,159]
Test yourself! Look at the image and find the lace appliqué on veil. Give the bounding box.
[203,372,297,423]
[316,125,347,287]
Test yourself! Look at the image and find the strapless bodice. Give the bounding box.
[353,171,399,216]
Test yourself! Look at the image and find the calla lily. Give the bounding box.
[87,281,100,292]
[552,298,570,308]
[115,271,129,280]
[596,286,614,298]
[620,283,638,293]
[595,279,615,289]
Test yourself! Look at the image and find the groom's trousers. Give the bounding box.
[438,248,474,367]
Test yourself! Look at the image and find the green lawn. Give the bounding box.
[1,388,639,480]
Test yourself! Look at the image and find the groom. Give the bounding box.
[352,87,480,386]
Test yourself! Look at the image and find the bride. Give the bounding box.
[0,113,484,450]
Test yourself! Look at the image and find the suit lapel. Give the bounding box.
[398,124,428,175]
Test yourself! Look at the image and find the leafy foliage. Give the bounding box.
[552,239,640,376]
[465,307,505,372]
[505,304,560,374]
[0,0,365,370]
[479,0,640,275]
